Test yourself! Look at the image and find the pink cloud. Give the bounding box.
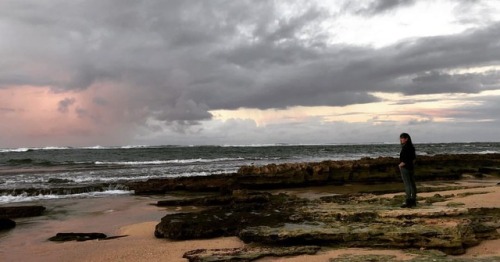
[0,84,137,147]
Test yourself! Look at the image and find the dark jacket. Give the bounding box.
[400,144,416,170]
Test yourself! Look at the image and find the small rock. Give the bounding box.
[0,218,16,230]
[48,232,107,242]
[0,205,46,218]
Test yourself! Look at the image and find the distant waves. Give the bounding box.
[1,143,500,203]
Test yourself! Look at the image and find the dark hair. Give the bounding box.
[400,133,414,147]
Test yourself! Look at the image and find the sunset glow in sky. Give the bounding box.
[1,0,500,147]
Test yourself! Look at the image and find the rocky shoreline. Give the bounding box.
[145,153,500,261]
[128,153,500,194]
[2,153,500,261]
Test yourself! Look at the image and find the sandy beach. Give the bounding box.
[1,179,499,262]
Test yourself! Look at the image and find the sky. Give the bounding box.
[1,0,500,148]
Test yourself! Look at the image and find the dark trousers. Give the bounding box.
[400,167,417,200]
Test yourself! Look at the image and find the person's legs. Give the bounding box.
[400,168,414,208]
[408,170,417,205]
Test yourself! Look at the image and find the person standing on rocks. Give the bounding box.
[399,133,417,208]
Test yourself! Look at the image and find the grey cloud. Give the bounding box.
[369,0,416,13]
[408,118,433,125]
[395,26,500,71]
[259,7,328,44]
[344,0,416,15]
[448,94,500,122]
[452,0,496,26]
[75,107,88,118]
[58,98,76,113]
[404,70,500,95]
[92,97,109,106]
[155,99,213,122]
[211,22,500,108]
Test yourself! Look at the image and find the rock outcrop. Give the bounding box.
[129,153,500,194]
[236,153,500,187]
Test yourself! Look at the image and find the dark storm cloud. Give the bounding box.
[1,0,499,127]
[213,22,500,108]
[349,0,416,15]
[405,71,500,95]
[369,0,416,13]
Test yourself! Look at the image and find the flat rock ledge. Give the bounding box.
[183,246,321,262]
[155,191,500,260]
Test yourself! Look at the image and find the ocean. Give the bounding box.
[1,143,499,204]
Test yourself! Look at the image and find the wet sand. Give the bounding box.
[1,179,499,261]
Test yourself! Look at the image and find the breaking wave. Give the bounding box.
[95,157,245,165]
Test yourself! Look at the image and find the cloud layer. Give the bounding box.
[0,0,499,146]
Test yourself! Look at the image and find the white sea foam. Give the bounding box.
[0,146,71,152]
[477,150,499,154]
[41,146,71,150]
[0,168,237,187]
[221,143,300,147]
[120,145,149,149]
[69,170,234,183]
[0,147,31,152]
[95,157,244,165]
[0,190,132,204]
[83,145,107,149]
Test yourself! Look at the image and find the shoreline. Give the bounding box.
[1,179,499,261]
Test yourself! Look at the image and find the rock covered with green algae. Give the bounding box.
[154,193,304,240]
[155,191,500,256]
